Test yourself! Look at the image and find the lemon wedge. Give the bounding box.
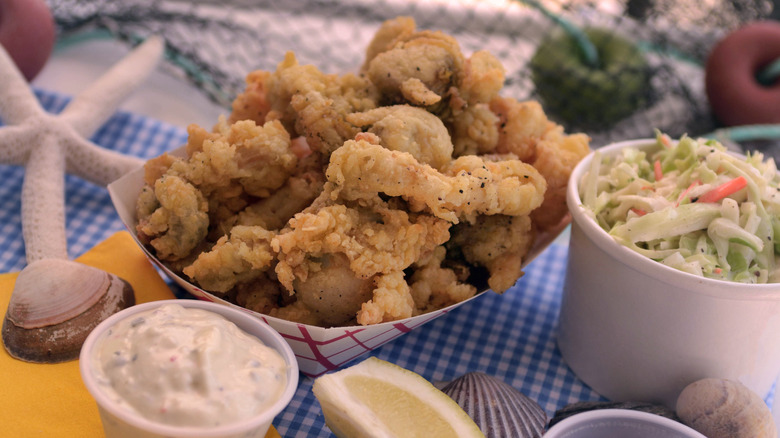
[312,357,484,438]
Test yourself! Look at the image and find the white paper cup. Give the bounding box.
[79,299,298,438]
[559,139,780,408]
[545,410,706,438]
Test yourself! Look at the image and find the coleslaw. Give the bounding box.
[580,131,780,283]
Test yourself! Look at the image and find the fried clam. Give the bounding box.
[3,258,134,363]
[244,51,379,156]
[529,126,590,231]
[364,21,465,111]
[346,105,454,170]
[228,70,272,125]
[356,271,415,325]
[456,50,506,107]
[212,169,325,238]
[449,103,500,157]
[271,191,450,325]
[179,118,298,199]
[489,98,553,163]
[137,117,301,262]
[450,214,536,293]
[294,253,374,326]
[363,16,505,118]
[361,16,416,71]
[182,225,276,293]
[233,270,287,315]
[327,137,547,224]
[272,191,451,293]
[409,245,476,314]
[488,97,590,229]
[136,174,209,261]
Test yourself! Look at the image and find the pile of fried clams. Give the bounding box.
[135,17,590,327]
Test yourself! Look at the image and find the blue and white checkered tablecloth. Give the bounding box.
[1,90,604,436]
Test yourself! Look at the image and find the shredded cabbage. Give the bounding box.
[580,131,780,283]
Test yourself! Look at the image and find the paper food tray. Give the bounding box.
[108,148,568,377]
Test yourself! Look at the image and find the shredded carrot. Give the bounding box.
[639,185,655,191]
[714,268,722,274]
[660,134,672,147]
[630,207,647,217]
[696,176,748,203]
[654,160,663,181]
[675,180,700,206]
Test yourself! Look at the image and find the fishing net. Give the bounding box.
[46,0,775,148]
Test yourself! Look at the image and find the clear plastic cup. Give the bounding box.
[545,409,706,438]
[80,299,298,438]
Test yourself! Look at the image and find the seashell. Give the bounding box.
[2,258,135,363]
[676,377,777,438]
[441,372,546,438]
[548,400,679,428]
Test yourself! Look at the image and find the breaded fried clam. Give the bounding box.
[486,97,590,229]
[365,27,464,110]
[327,138,547,223]
[136,174,209,261]
[489,97,553,163]
[346,105,453,170]
[362,16,416,70]
[357,271,415,325]
[180,118,297,198]
[182,225,276,293]
[228,70,272,125]
[410,246,477,313]
[213,170,325,238]
[261,52,328,128]
[234,271,286,315]
[145,118,299,232]
[268,300,323,326]
[295,253,374,326]
[449,103,500,157]
[260,52,379,155]
[530,129,590,230]
[141,152,178,186]
[451,214,536,293]
[455,50,506,107]
[272,192,450,293]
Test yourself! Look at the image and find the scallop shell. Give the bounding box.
[441,372,546,438]
[2,258,135,363]
[676,378,777,438]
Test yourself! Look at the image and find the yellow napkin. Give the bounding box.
[0,231,281,438]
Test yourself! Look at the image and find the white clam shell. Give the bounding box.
[676,377,777,438]
[7,259,111,328]
[442,372,546,438]
[2,259,135,363]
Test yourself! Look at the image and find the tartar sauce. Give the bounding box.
[91,303,288,427]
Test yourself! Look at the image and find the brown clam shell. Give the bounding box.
[2,259,135,363]
[676,378,777,438]
[442,372,547,438]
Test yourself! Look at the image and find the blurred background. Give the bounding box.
[36,0,780,152]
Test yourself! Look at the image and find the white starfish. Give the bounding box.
[0,36,163,262]
[0,36,165,363]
